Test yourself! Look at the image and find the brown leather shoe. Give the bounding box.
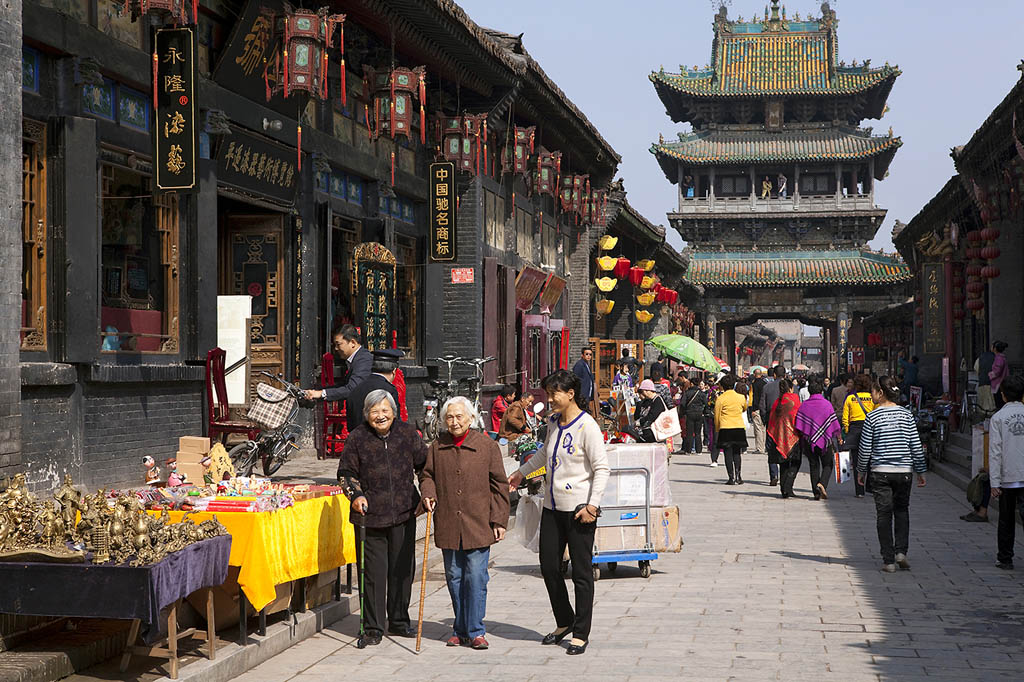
[470,635,489,650]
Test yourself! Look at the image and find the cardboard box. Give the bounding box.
[304,569,340,610]
[186,566,241,630]
[593,525,647,554]
[175,449,207,465]
[176,462,208,484]
[651,506,682,553]
[179,436,211,454]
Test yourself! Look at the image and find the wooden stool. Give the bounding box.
[120,588,217,679]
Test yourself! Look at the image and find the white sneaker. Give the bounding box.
[895,553,911,570]
[882,563,897,573]
[709,462,719,467]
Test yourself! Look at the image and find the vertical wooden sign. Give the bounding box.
[154,27,198,191]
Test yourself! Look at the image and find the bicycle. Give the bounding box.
[228,371,307,477]
[423,354,461,441]
[458,356,496,430]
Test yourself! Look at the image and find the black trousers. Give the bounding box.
[779,454,801,496]
[361,516,416,634]
[539,507,597,640]
[685,415,703,453]
[847,422,866,496]
[806,445,834,494]
[870,472,913,564]
[723,445,743,481]
[996,487,1024,564]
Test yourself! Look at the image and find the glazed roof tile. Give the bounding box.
[687,249,911,288]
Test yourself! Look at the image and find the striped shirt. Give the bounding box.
[857,405,926,474]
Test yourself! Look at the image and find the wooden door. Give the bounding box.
[221,215,286,391]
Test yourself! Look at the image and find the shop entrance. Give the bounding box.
[219,213,286,382]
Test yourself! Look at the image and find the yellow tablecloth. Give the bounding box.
[149,495,355,611]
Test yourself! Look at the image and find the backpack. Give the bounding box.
[967,471,989,508]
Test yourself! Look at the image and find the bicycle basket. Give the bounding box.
[247,383,297,430]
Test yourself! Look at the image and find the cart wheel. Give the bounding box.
[560,559,570,576]
[639,561,652,578]
[593,565,600,581]
[607,562,618,572]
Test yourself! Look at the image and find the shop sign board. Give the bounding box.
[154,27,198,191]
[212,0,293,114]
[217,125,297,205]
[538,274,567,311]
[429,162,456,261]
[354,243,396,352]
[451,267,474,284]
[514,266,548,311]
[922,263,945,355]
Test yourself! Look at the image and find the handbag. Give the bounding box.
[651,398,682,442]
[834,447,852,484]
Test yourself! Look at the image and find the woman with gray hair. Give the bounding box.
[337,389,428,648]
[420,395,509,649]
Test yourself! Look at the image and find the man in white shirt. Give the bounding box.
[989,375,1024,569]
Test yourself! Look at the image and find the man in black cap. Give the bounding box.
[344,349,403,431]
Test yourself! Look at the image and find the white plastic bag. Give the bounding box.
[513,492,543,553]
[835,448,852,484]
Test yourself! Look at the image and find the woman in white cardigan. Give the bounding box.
[508,370,609,655]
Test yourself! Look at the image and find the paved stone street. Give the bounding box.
[237,449,1024,682]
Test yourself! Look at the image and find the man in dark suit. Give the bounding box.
[344,349,403,431]
[572,346,596,412]
[304,324,372,407]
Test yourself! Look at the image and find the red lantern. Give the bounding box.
[982,265,1001,279]
[967,280,985,294]
[264,8,345,101]
[501,126,535,176]
[966,247,981,259]
[914,306,923,317]
[981,226,1001,241]
[613,257,631,279]
[532,149,562,198]
[967,298,985,311]
[666,289,678,305]
[915,318,924,327]
[560,174,590,218]
[365,65,428,144]
[954,308,966,320]
[967,230,983,244]
[628,267,645,286]
[966,264,982,277]
[952,290,965,303]
[437,114,487,174]
[981,246,1001,260]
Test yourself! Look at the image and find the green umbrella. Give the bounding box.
[649,334,721,373]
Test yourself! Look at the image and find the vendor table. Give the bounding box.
[151,494,356,639]
[0,535,231,679]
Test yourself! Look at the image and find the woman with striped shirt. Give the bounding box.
[855,376,927,573]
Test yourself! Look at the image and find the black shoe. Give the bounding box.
[725,479,736,485]
[769,477,779,486]
[541,627,571,645]
[388,624,416,638]
[356,631,383,648]
[566,640,589,655]
[996,561,1015,570]
[736,477,744,485]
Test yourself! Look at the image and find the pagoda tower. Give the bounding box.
[650,1,911,372]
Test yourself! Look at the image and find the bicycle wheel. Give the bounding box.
[263,435,295,477]
[228,442,258,477]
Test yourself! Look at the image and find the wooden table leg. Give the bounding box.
[206,588,216,661]
[119,619,141,673]
[238,593,247,645]
[168,600,179,679]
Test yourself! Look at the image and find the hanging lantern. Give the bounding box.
[954,308,966,321]
[952,290,965,303]
[596,256,617,271]
[532,149,562,198]
[264,8,345,101]
[598,235,618,251]
[589,189,608,224]
[594,277,617,292]
[501,126,535,176]
[967,280,985,294]
[612,257,631,279]
[560,174,590,217]
[966,230,983,244]
[628,267,645,286]
[914,306,923,317]
[640,275,656,290]
[981,245,1001,260]
[966,264,983,277]
[637,292,656,306]
[915,318,924,327]
[364,65,428,144]
[981,226,1001,241]
[595,299,614,316]
[123,0,198,25]
[666,289,679,305]
[637,259,656,272]
[982,264,1001,279]
[966,298,985,311]
[635,310,654,324]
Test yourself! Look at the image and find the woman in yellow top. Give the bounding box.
[841,374,876,498]
[714,374,751,485]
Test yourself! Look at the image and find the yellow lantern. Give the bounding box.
[594,277,617,292]
[640,275,655,290]
[598,235,618,250]
[635,310,654,323]
[637,259,656,271]
[596,255,617,271]
[637,292,656,306]
[595,299,614,315]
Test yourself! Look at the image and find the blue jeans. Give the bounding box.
[442,547,490,639]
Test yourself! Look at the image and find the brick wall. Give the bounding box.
[20,385,77,493]
[437,179,483,368]
[0,1,23,473]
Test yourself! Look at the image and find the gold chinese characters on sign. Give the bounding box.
[430,162,456,261]
[922,263,945,355]
[154,27,197,190]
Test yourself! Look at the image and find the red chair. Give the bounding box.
[206,348,260,444]
[321,352,348,458]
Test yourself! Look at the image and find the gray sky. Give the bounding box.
[457,0,1024,253]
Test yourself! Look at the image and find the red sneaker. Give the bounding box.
[470,635,489,650]
[446,635,468,647]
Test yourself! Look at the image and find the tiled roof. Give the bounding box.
[651,128,901,174]
[651,42,899,98]
[686,250,912,287]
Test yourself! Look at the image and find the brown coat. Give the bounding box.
[419,429,510,551]
[498,401,530,441]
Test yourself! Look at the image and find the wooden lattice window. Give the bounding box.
[99,162,179,353]
[21,119,47,351]
[396,236,419,356]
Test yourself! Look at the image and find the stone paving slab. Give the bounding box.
[232,445,1024,681]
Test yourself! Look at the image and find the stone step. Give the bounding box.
[931,457,972,492]
[0,619,129,682]
[949,430,972,451]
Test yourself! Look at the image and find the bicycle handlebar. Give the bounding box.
[259,371,304,398]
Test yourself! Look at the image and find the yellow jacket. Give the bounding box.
[714,389,750,431]
[841,392,875,430]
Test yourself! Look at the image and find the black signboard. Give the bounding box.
[154,27,197,191]
[922,263,946,355]
[354,243,396,352]
[429,162,456,262]
[216,126,297,205]
[212,0,293,115]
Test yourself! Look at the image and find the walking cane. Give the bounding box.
[415,509,432,653]
[354,512,367,643]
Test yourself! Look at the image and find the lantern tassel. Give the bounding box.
[264,62,270,101]
[340,58,347,107]
[152,51,158,111]
[339,24,346,106]
[192,0,197,24]
[297,125,302,171]
[483,121,488,176]
[283,50,289,98]
[391,151,395,186]
[389,72,396,139]
[419,72,426,145]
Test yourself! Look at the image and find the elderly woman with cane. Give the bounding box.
[508,370,610,655]
[419,396,509,650]
[337,389,427,648]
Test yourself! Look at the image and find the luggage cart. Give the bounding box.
[592,466,658,580]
